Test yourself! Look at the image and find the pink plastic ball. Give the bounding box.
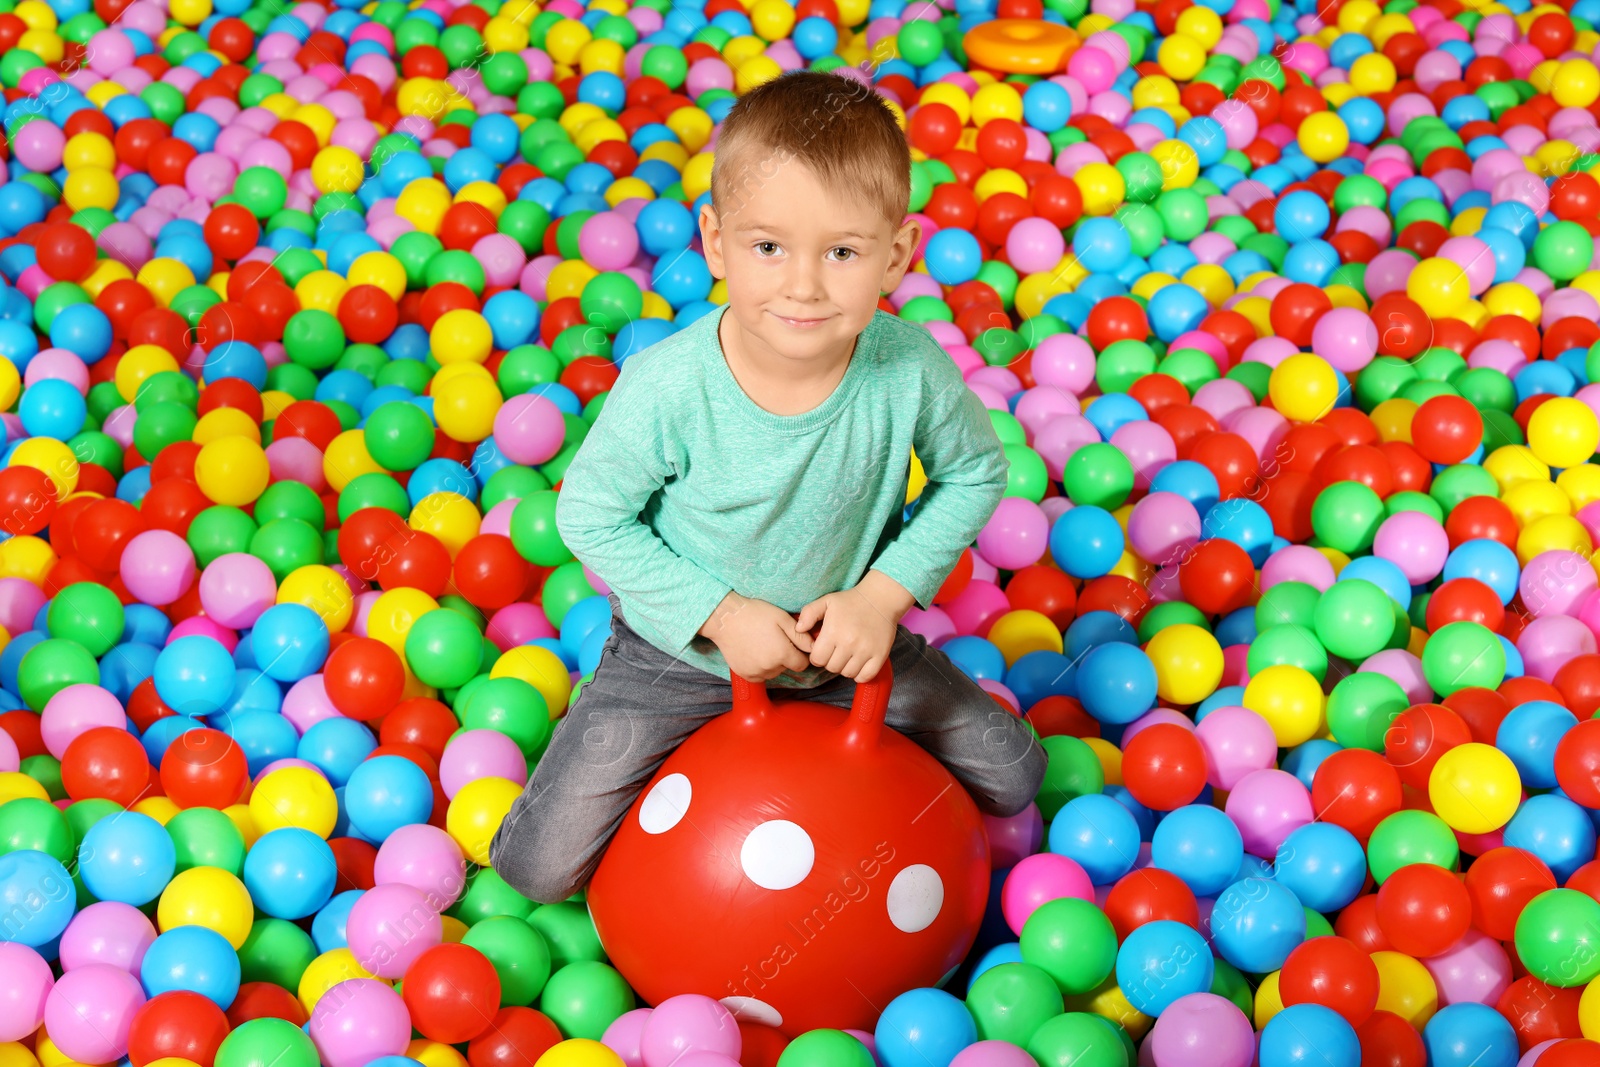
[345,883,442,979]
[119,529,197,607]
[43,964,145,1063]
[1000,852,1094,935]
[1194,705,1277,791]
[439,729,529,799]
[372,824,468,911]
[307,978,411,1067]
[57,901,158,974]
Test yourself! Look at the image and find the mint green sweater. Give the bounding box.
[553,302,1010,688]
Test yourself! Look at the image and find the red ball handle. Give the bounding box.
[729,661,896,749]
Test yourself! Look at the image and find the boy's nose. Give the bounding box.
[785,261,827,301]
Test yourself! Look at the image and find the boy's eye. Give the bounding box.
[829,248,856,261]
[755,241,780,256]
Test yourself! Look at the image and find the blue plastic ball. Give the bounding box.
[242,827,338,920]
[1151,804,1244,897]
[1075,642,1157,724]
[873,988,977,1067]
[1047,794,1140,885]
[1259,1004,1358,1067]
[249,603,330,684]
[1421,1003,1518,1067]
[139,925,242,1009]
[154,635,238,716]
[343,754,433,843]
[1211,877,1307,973]
[1115,920,1214,1016]
[1273,822,1368,913]
[1496,700,1578,791]
[79,811,175,907]
[1049,505,1123,580]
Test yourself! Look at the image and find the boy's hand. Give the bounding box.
[700,592,815,683]
[794,571,915,682]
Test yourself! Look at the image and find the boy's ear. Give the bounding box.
[699,203,727,280]
[880,216,923,294]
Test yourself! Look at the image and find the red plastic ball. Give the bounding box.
[1279,935,1380,1027]
[323,638,406,723]
[1374,862,1471,958]
[1357,1010,1427,1067]
[1101,868,1199,942]
[1463,846,1557,941]
[159,727,249,808]
[402,943,502,1044]
[1120,723,1207,811]
[453,534,531,610]
[1383,703,1471,790]
[128,991,231,1067]
[1311,748,1402,843]
[467,1008,564,1067]
[1177,539,1255,616]
[62,725,152,806]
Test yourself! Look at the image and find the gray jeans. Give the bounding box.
[490,595,1048,904]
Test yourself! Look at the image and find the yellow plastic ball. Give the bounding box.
[433,372,503,443]
[395,178,454,234]
[1242,664,1325,746]
[1581,976,1600,1038]
[368,588,441,655]
[1407,257,1472,318]
[323,430,386,493]
[972,81,1024,126]
[192,407,261,447]
[1175,5,1222,46]
[0,537,57,586]
[447,776,523,865]
[749,0,796,41]
[1254,970,1285,1029]
[431,308,494,365]
[62,131,114,172]
[1555,58,1600,107]
[349,251,409,300]
[157,866,253,949]
[1297,112,1350,163]
[169,0,211,25]
[1074,162,1127,217]
[308,145,362,194]
[0,771,49,805]
[1428,742,1521,834]
[986,609,1064,665]
[63,167,118,212]
[408,1041,470,1067]
[1349,52,1398,93]
[535,1042,625,1067]
[1268,353,1340,422]
[410,492,482,558]
[250,766,338,838]
[1145,624,1224,705]
[135,257,197,308]
[10,437,78,501]
[195,436,270,506]
[0,1043,41,1067]
[1157,34,1207,81]
[1149,139,1199,189]
[278,565,355,632]
[1529,396,1600,468]
[1372,951,1439,1029]
[735,55,783,93]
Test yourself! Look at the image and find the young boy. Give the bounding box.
[490,70,1048,906]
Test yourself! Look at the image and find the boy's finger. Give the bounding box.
[786,624,815,653]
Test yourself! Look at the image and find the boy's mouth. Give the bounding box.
[772,313,830,329]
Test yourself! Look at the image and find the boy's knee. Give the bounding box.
[978,738,1048,819]
[489,808,592,906]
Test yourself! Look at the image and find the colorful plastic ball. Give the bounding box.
[241,828,338,921]
[873,988,976,1067]
[79,810,174,906]
[1211,877,1307,974]
[1047,794,1140,885]
[1048,505,1122,579]
[1274,823,1368,913]
[1147,992,1254,1067]
[1115,920,1213,1017]
[1075,642,1157,724]
[43,963,147,1064]
[307,978,411,1067]
[344,755,434,843]
[154,636,238,717]
[139,925,240,1010]
[1259,1005,1358,1067]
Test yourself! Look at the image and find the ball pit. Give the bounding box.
[13,0,1600,1063]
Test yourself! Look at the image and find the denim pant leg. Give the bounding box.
[798,625,1047,818]
[488,600,733,904]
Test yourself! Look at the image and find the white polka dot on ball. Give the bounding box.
[721,996,783,1028]
[739,820,814,890]
[639,773,691,834]
[886,864,944,933]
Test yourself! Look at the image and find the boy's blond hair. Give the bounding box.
[710,70,912,230]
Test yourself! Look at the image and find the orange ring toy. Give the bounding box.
[962,19,1080,75]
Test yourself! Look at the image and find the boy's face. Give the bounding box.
[699,156,921,371]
